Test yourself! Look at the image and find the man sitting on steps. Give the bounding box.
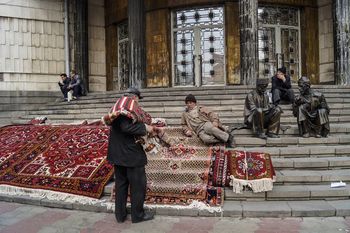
[181,94,235,147]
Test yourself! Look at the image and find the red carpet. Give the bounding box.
[0,125,114,198]
[228,150,276,193]
[209,147,276,193]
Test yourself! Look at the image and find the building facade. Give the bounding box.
[0,0,349,92]
[0,0,106,92]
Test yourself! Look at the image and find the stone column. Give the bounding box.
[128,0,146,88]
[239,0,258,85]
[333,0,350,85]
[74,0,89,93]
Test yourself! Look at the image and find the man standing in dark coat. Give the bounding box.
[271,66,295,105]
[244,78,282,139]
[105,87,155,223]
[293,76,330,138]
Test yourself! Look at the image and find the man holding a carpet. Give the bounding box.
[104,87,157,224]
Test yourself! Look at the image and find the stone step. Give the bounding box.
[224,184,350,201]
[276,169,350,184]
[42,98,350,109]
[2,192,348,217]
[235,145,350,158]
[46,94,350,106]
[223,200,350,217]
[234,135,350,147]
[273,157,350,169]
[25,108,350,119]
[18,114,350,126]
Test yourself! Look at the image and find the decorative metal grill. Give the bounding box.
[174,30,195,86]
[173,7,225,86]
[117,22,129,90]
[258,6,298,26]
[258,6,300,81]
[174,8,224,28]
[201,28,225,85]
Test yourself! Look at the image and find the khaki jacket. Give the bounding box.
[181,106,224,134]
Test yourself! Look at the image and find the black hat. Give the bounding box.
[126,87,143,99]
[256,78,269,85]
[277,66,287,75]
[185,94,197,103]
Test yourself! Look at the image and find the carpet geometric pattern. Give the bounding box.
[0,125,114,198]
[145,127,212,204]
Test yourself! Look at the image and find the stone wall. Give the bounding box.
[0,0,65,91]
[318,0,334,83]
[88,0,106,92]
[0,0,106,92]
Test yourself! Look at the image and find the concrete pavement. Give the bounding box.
[0,201,349,233]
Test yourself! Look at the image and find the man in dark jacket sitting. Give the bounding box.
[58,73,71,101]
[68,70,84,99]
[271,66,295,105]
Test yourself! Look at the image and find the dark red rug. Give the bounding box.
[0,124,114,198]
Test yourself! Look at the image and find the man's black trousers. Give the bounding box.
[114,165,146,222]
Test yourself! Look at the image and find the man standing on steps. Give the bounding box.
[181,94,235,147]
[271,66,295,106]
[104,87,157,224]
[244,78,282,139]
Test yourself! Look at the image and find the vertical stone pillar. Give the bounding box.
[239,0,258,85]
[333,0,350,85]
[74,0,89,93]
[128,0,146,88]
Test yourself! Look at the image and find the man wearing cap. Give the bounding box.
[244,78,282,139]
[106,87,156,224]
[271,66,295,105]
[181,94,235,147]
[293,76,330,138]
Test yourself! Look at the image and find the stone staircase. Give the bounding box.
[0,91,61,127]
[2,85,350,217]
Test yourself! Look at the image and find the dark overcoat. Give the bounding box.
[107,116,147,167]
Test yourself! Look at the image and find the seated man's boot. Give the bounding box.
[302,133,310,138]
[226,134,235,148]
[267,132,280,138]
[256,133,267,139]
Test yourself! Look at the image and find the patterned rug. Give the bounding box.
[0,124,114,198]
[209,147,276,193]
[227,149,276,193]
[145,127,214,205]
[110,127,275,205]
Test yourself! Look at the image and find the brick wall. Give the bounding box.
[318,0,334,83]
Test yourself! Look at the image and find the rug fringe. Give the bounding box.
[146,200,222,213]
[0,185,109,206]
[0,185,221,213]
[229,176,274,194]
